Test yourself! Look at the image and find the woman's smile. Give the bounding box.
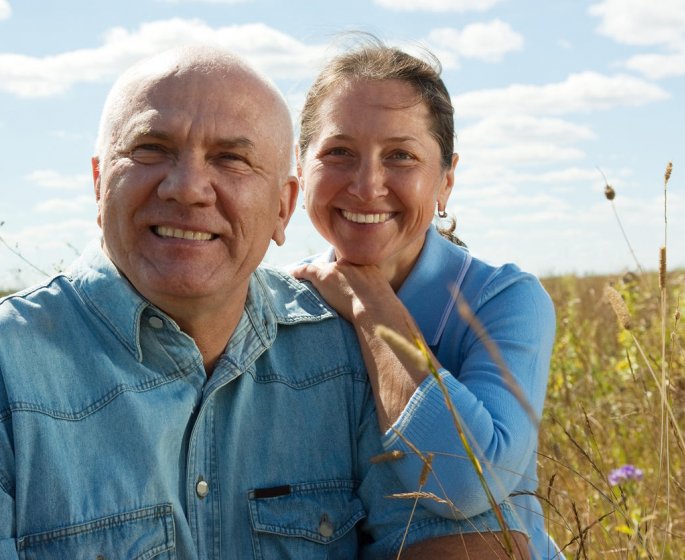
[339,209,396,224]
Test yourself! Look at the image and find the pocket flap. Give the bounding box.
[16,504,174,560]
[248,480,365,544]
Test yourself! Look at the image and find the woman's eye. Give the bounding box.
[128,145,170,165]
[389,151,414,161]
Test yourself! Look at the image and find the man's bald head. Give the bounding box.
[90,45,299,323]
[95,45,294,174]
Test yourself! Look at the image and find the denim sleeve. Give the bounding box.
[354,377,474,558]
[0,475,17,557]
[382,273,556,519]
[0,383,18,558]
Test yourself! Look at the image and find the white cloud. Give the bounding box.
[462,143,586,167]
[0,219,99,283]
[461,115,595,146]
[2,220,98,249]
[0,19,327,97]
[455,165,600,189]
[34,196,95,214]
[0,0,10,20]
[374,0,505,12]
[25,170,91,190]
[453,71,669,117]
[589,0,685,78]
[624,50,685,79]
[427,20,523,64]
[589,0,685,49]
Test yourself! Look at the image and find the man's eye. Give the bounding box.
[215,153,251,170]
[128,145,170,165]
[328,147,350,156]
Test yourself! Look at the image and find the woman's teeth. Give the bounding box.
[341,210,392,224]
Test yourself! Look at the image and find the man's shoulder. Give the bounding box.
[248,266,366,382]
[253,265,337,325]
[0,274,75,325]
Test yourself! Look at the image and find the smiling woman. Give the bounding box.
[293,39,561,559]
[299,77,456,288]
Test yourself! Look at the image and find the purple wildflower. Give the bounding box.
[608,464,644,486]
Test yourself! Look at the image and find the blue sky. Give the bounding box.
[0,0,683,289]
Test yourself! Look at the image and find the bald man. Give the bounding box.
[0,47,470,558]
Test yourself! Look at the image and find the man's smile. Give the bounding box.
[152,225,218,241]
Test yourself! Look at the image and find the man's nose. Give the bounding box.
[347,159,387,202]
[157,154,217,206]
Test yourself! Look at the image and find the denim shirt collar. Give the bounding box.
[397,225,472,346]
[69,240,154,362]
[68,241,335,365]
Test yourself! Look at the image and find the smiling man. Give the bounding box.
[0,46,467,559]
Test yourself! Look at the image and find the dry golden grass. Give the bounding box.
[538,269,685,558]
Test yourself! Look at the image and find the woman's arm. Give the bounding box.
[293,260,555,519]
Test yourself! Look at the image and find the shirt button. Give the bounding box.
[148,316,164,329]
[196,478,210,499]
[318,513,334,538]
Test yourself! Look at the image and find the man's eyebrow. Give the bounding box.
[216,136,255,150]
[126,128,172,142]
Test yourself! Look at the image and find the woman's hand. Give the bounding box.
[291,261,394,323]
[292,260,439,431]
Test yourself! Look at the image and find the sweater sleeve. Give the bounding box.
[382,271,556,519]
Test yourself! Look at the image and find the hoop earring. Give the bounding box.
[438,209,448,219]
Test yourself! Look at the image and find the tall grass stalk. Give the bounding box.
[376,321,530,558]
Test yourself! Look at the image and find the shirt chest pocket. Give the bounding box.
[16,504,175,560]
[248,480,366,560]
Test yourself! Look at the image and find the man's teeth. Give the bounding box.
[154,226,214,241]
[341,210,392,224]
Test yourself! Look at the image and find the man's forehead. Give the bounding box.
[116,100,263,146]
[106,58,293,162]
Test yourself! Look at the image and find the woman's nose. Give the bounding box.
[347,159,387,201]
[157,154,217,206]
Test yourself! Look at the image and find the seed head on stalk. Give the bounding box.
[598,167,643,274]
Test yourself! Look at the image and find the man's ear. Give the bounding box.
[295,145,304,192]
[271,175,300,246]
[92,157,103,228]
[92,157,101,200]
[437,153,458,210]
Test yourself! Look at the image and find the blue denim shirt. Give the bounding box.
[0,242,463,559]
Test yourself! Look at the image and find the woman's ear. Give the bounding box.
[437,153,459,209]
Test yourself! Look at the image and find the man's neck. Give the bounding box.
[156,289,249,377]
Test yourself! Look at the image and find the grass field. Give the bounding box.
[537,269,684,558]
